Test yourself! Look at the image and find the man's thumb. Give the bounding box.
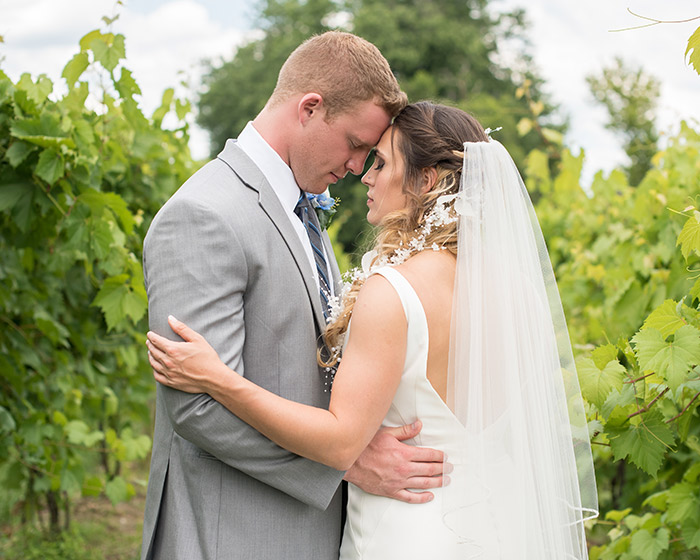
[387,420,422,442]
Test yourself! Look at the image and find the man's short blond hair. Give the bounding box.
[269,31,407,120]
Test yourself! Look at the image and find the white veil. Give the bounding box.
[442,140,598,558]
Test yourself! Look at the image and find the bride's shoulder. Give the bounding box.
[397,249,455,275]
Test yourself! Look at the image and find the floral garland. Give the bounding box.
[326,192,464,327]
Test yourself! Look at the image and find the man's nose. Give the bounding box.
[347,149,371,175]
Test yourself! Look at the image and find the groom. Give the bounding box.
[141,32,445,560]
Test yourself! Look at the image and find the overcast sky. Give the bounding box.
[1,0,698,185]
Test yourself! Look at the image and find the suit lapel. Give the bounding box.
[217,140,328,331]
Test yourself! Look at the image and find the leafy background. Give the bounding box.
[1,1,699,558]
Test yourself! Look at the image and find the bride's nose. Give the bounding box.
[361,169,373,187]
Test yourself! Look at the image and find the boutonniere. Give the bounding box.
[306,191,339,230]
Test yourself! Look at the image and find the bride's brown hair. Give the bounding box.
[322,101,488,364]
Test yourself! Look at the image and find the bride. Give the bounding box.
[146,101,598,559]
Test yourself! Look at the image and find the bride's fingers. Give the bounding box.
[167,315,202,343]
[146,331,171,355]
[146,340,172,371]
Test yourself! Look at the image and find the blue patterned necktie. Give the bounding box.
[294,194,331,321]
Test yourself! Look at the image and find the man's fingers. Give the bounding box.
[382,420,422,442]
[403,444,445,465]
[392,489,435,505]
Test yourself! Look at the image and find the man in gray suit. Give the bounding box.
[141,32,446,560]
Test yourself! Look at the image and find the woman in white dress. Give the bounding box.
[146,101,598,559]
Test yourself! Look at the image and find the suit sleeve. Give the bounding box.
[143,195,344,511]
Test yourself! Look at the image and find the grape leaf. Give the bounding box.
[629,528,669,560]
[62,52,89,88]
[6,141,34,167]
[683,515,700,549]
[666,482,700,524]
[642,299,685,338]
[35,149,65,185]
[677,211,700,259]
[607,411,675,477]
[577,357,626,409]
[686,25,700,75]
[632,325,700,391]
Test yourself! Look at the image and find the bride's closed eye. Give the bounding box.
[373,157,385,171]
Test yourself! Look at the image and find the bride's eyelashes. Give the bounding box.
[373,157,385,171]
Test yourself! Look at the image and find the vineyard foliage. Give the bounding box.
[0,25,196,530]
[528,124,700,558]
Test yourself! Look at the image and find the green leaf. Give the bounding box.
[6,141,35,167]
[10,113,74,149]
[682,515,700,549]
[16,73,53,106]
[642,300,685,338]
[60,468,82,495]
[62,52,89,88]
[577,356,626,409]
[605,508,632,523]
[82,475,103,497]
[52,410,68,426]
[92,274,146,330]
[65,420,90,444]
[35,149,65,185]
[686,25,700,75]
[116,67,141,99]
[633,325,700,391]
[591,344,619,370]
[105,476,133,505]
[0,406,17,434]
[608,411,675,477]
[666,482,700,524]
[80,189,135,234]
[0,183,28,211]
[677,210,700,259]
[79,29,102,52]
[90,33,126,73]
[629,528,669,560]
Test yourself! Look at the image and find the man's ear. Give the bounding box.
[298,93,324,125]
[420,167,438,194]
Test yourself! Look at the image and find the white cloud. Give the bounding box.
[496,0,700,184]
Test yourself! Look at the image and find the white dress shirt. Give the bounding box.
[236,122,334,296]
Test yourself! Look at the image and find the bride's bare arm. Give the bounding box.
[147,274,407,471]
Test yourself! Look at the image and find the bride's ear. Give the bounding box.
[420,167,438,194]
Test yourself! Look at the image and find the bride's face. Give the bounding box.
[361,127,408,226]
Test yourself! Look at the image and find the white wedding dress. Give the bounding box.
[339,266,518,560]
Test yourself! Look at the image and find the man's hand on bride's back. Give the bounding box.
[343,420,451,504]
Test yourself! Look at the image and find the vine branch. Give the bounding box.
[627,387,669,419]
[666,391,700,423]
[610,8,700,33]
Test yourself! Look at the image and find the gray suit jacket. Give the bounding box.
[140,140,345,560]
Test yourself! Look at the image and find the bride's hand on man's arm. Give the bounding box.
[146,315,231,395]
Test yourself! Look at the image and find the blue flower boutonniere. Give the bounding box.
[306,191,339,230]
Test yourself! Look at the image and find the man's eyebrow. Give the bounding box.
[351,135,375,149]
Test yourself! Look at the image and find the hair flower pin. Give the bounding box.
[306,191,339,230]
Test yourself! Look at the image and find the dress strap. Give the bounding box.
[371,266,426,330]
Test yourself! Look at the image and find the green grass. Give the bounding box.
[0,490,145,560]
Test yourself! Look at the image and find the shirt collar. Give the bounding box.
[236,122,301,213]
